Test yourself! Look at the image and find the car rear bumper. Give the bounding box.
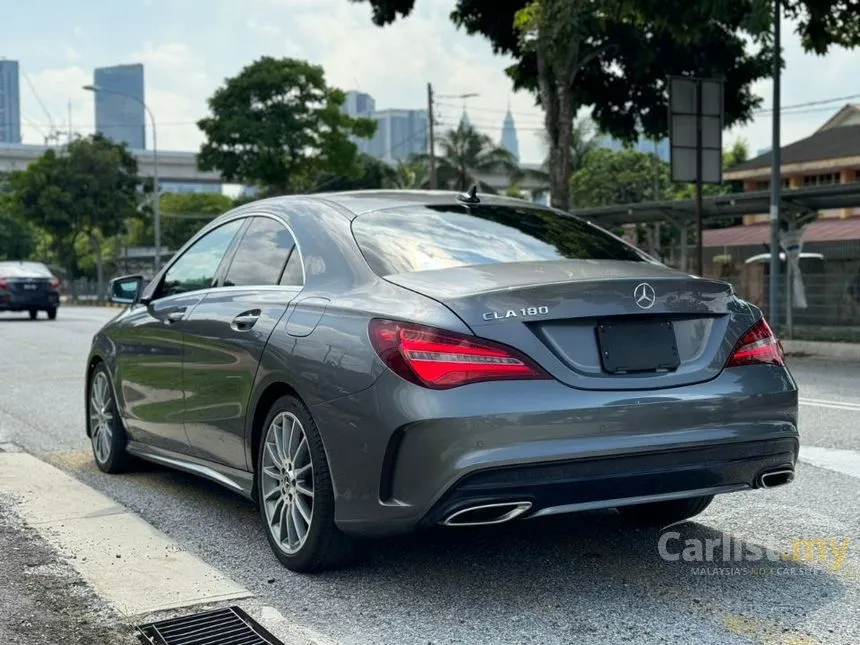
[420,436,797,527]
[310,363,799,537]
[0,291,60,311]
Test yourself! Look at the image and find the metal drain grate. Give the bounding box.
[137,606,285,645]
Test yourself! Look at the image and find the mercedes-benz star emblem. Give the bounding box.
[633,282,656,310]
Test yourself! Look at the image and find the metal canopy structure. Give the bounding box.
[570,182,860,228]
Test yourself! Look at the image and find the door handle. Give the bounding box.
[164,308,186,324]
[231,310,261,330]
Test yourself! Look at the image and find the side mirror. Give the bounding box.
[110,275,144,305]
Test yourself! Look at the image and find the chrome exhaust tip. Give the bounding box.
[756,468,795,489]
[441,501,533,527]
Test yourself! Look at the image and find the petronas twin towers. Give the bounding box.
[460,102,520,162]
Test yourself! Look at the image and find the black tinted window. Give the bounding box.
[161,219,243,297]
[352,204,648,276]
[223,217,295,287]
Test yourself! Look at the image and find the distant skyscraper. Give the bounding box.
[0,59,21,144]
[342,91,377,155]
[368,108,428,162]
[500,104,519,162]
[460,108,471,130]
[599,133,669,162]
[94,64,146,149]
[343,90,375,118]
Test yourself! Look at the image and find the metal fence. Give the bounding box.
[682,246,860,342]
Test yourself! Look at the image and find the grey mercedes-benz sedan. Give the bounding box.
[86,190,798,572]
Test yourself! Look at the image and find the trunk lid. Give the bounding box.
[384,259,755,391]
[6,277,53,295]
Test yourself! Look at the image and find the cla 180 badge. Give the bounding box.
[482,306,550,321]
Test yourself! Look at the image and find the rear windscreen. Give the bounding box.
[351,203,649,276]
[0,262,52,278]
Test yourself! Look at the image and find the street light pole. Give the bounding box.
[768,0,782,329]
[83,84,162,274]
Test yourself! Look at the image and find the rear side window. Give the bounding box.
[351,204,648,276]
[223,216,297,287]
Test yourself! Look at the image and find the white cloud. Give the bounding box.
[17,5,856,169]
[727,16,859,154]
[248,0,548,161]
[19,66,92,144]
[20,43,210,153]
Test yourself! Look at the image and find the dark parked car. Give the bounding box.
[85,190,799,572]
[0,261,60,320]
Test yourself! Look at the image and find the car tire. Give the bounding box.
[28,309,37,320]
[46,307,57,320]
[87,364,131,474]
[256,394,355,573]
[616,495,714,526]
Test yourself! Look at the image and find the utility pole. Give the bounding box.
[695,79,704,276]
[427,82,437,189]
[768,0,782,329]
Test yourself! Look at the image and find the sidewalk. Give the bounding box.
[782,339,860,362]
[0,500,138,645]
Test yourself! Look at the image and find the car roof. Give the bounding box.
[309,190,559,219]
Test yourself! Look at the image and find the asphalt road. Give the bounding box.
[1,306,858,645]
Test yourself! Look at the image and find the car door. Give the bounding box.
[114,218,247,456]
[181,214,304,471]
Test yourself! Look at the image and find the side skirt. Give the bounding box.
[126,441,256,500]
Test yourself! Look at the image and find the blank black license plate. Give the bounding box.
[597,319,680,374]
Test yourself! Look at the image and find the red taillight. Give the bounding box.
[49,277,60,291]
[368,319,550,389]
[726,318,784,368]
[0,278,8,290]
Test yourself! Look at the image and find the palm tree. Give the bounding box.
[384,159,430,189]
[534,116,601,179]
[421,123,518,193]
[515,117,600,206]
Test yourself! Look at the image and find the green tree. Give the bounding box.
[0,211,36,261]
[571,148,670,208]
[197,56,377,195]
[7,134,140,299]
[352,0,860,210]
[424,122,518,193]
[126,192,237,253]
[311,153,397,192]
[523,116,600,205]
[384,158,430,189]
[0,188,37,260]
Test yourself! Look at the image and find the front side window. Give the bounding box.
[223,217,297,287]
[351,203,650,276]
[159,219,244,298]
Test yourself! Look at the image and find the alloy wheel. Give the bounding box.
[261,411,315,554]
[89,371,114,464]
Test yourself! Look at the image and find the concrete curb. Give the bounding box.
[783,339,860,362]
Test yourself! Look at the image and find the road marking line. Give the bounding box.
[799,398,860,412]
[0,451,252,617]
[799,446,860,480]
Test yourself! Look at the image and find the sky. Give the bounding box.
[2,0,859,166]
